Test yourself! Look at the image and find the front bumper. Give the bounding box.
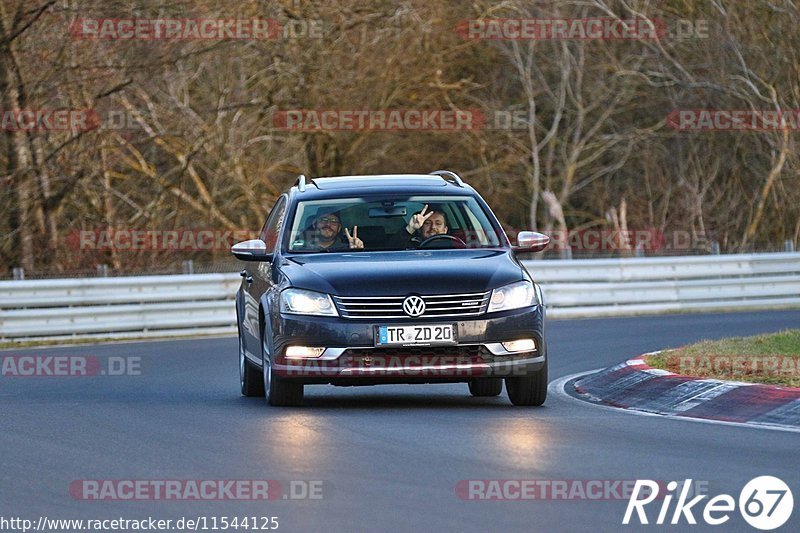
[269,305,546,385]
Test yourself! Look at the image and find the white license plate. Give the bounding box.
[376,324,456,346]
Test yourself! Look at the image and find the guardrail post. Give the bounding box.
[785,240,795,252]
[560,247,573,260]
[96,264,109,277]
[710,241,720,255]
[12,267,24,280]
[182,260,194,274]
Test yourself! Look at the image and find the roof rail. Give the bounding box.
[430,170,465,187]
[296,174,307,192]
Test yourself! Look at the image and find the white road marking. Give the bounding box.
[548,370,800,434]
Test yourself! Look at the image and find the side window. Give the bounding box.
[445,204,464,230]
[260,196,287,253]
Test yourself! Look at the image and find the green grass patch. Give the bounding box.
[647,329,800,387]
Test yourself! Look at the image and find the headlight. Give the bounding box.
[488,281,537,312]
[281,288,338,316]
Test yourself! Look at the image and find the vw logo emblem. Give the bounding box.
[403,295,426,317]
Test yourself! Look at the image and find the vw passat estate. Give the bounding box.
[232,171,550,406]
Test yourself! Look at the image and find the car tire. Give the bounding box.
[239,324,265,397]
[262,326,304,407]
[505,362,547,406]
[468,378,502,397]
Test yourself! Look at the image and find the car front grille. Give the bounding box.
[332,291,490,319]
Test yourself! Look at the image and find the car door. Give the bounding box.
[242,196,287,360]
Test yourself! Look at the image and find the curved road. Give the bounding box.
[2,310,799,532]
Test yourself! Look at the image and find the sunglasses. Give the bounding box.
[317,217,341,225]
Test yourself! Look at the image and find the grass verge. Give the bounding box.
[646,329,800,387]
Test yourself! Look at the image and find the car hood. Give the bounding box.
[280,249,524,296]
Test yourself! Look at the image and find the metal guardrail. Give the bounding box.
[530,253,800,318]
[1,253,798,341]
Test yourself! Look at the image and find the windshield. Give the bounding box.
[286,196,503,253]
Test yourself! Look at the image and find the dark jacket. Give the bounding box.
[386,227,420,250]
[386,228,459,250]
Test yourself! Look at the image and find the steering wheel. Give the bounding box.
[418,234,466,248]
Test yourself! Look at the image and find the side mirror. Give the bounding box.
[231,239,272,262]
[513,231,550,253]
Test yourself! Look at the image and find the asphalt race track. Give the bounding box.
[2,310,799,533]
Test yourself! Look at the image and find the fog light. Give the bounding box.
[285,346,325,358]
[502,339,536,353]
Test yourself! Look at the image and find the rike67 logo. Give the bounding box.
[624,476,793,530]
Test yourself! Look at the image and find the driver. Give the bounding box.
[419,208,449,240]
[389,204,452,248]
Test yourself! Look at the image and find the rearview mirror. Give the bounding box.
[369,206,407,217]
[231,239,272,262]
[513,231,550,253]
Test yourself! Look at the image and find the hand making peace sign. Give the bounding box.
[407,204,434,234]
[344,226,364,249]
